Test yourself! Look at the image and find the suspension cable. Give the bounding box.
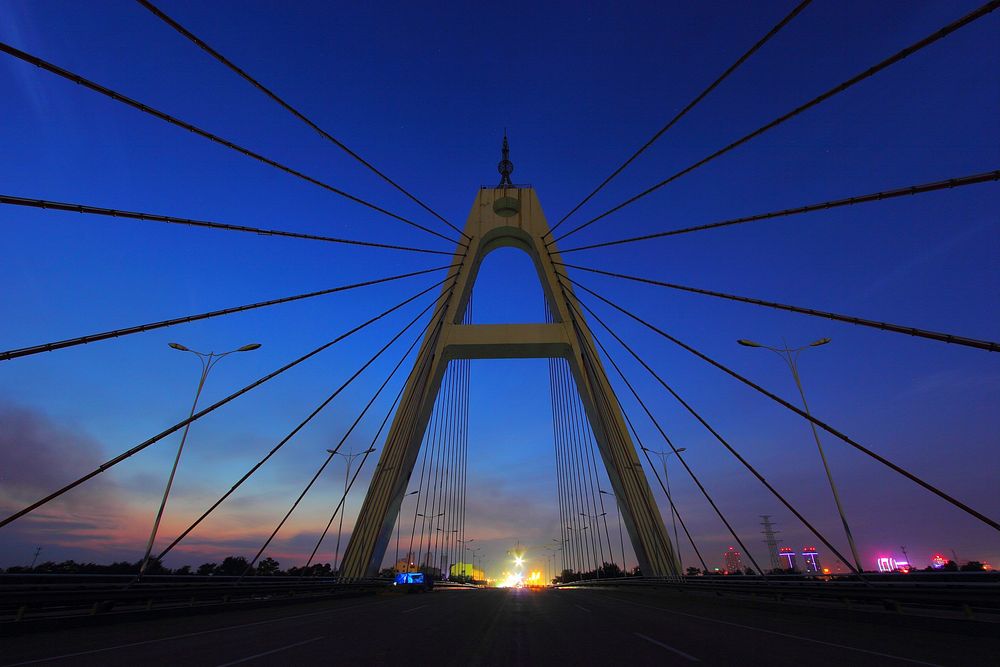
[304,300,452,572]
[565,292,761,575]
[546,0,813,237]
[0,194,454,254]
[155,281,455,561]
[563,274,1000,533]
[566,290,860,576]
[134,0,468,241]
[549,1,1000,245]
[1,265,454,362]
[0,277,450,530]
[0,41,464,246]
[558,170,1000,253]
[622,410,708,572]
[237,295,443,578]
[555,262,1000,353]
[564,311,675,576]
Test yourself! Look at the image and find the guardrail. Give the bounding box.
[553,575,1000,620]
[0,574,392,623]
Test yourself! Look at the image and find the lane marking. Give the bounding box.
[215,636,324,667]
[401,604,427,614]
[594,593,942,666]
[634,632,700,662]
[575,604,591,612]
[4,598,394,666]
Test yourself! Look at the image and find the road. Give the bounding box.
[1,587,996,666]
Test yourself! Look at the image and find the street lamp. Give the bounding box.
[138,341,260,577]
[599,489,627,573]
[396,490,419,570]
[579,512,607,576]
[643,446,687,573]
[737,336,862,573]
[328,446,376,574]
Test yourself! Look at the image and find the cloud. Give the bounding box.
[0,401,134,564]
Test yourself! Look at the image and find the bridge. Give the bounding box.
[1,1,999,665]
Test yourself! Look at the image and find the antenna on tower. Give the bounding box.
[497,130,514,187]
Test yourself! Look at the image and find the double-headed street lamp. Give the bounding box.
[138,341,260,577]
[328,446,376,573]
[598,489,627,573]
[643,446,687,573]
[737,336,863,573]
[396,490,419,569]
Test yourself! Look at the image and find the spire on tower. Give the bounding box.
[497,130,514,187]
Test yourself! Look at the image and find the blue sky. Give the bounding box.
[1,0,997,576]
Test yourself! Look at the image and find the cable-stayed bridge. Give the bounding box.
[1,1,999,664]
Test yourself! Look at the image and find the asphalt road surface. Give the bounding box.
[2,587,996,666]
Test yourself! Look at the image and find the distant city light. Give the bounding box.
[930,553,948,569]
[876,556,910,573]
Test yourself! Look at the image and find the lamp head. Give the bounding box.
[237,343,262,352]
[809,337,832,347]
[168,342,190,352]
[737,339,762,348]
[676,447,688,453]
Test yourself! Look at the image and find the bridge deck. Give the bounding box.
[2,588,997,666]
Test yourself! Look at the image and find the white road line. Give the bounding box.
[634,632,700,662]
[600,594,943,667]
[214,636,324,667]
[4,598,393,666]
[401,604,427,614]
[575,604,591,612]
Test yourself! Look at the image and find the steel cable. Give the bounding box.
[555,262,1000,353]
[0,277,451,530]
[557,170,1000,253]
[546,0,813,237]
[1,266,455,362]
[549,1,1000,245]
[563,274,1000,533]
[0,41,463,246]
[0,194,454,255]
[135,0,468,241]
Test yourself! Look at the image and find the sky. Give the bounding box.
[0,0,998,577]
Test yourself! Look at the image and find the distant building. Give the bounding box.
[779,547,797,571]
[723,547,743,573]
[801,546,821,573]
[394,552,417,572]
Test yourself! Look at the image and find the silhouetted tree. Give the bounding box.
[197,562,218,576]
[685,567,701,576]
[174,565,192,575]
[256,557,281,576]
[216,556,252,576]
[960,561,985,572]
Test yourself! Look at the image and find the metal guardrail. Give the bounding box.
[0,574,392,623]
[553,575,1000,620]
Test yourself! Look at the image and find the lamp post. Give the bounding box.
[396,490,419,570]
[643,446,687,573]
[138,341,260,577]
[328,446,376,574]
[416,511,445,572]
[580,512,607,576]
[737,336,863,573]
[458,538,475,582]
[599,490,627,573]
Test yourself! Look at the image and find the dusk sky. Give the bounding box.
[1,1,997,578]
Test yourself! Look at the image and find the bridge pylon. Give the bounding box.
[340,184,679,579]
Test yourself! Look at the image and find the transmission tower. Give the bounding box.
[760,515,782,572]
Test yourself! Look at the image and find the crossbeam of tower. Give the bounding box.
[340,148,678,578]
